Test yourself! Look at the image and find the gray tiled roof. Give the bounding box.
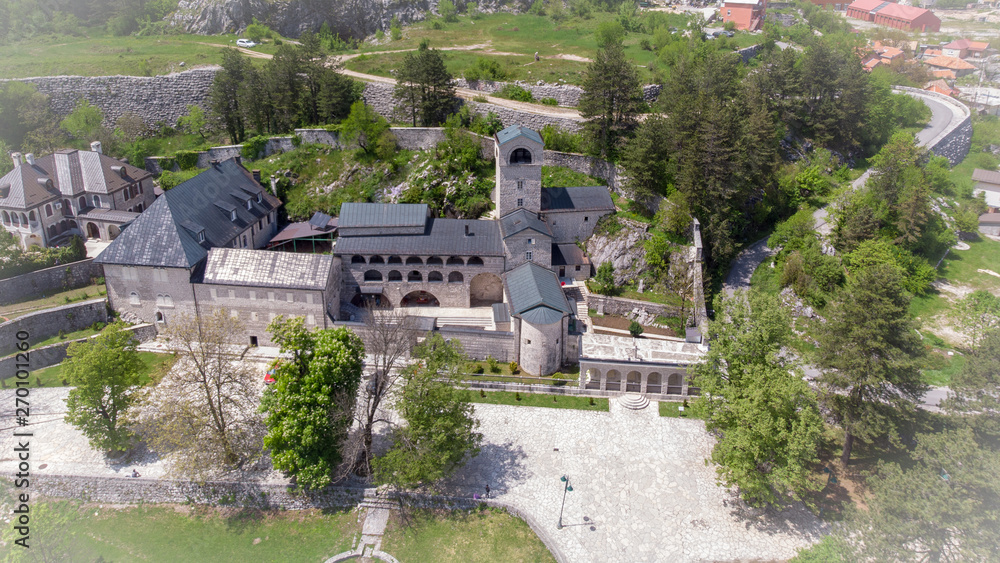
[505,262,571,325]
[202,248,333,290]
[973,168,1000,187]
[334,218,503,257]
[77,208,142,224]
[492,302,511,324]
[338,202,428,228]
[499,210,551,239]
[495,125,543,146]
[0,149,150,211]
[95,158,280,268]
[541,186,614,212]
[551,243,589,266]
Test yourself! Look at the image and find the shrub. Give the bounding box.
[432,20,443,30]
[245,18,270,43]
[628,320,644,338]
[173,150,200,170]
[390,16,402,40]
[241,135,269,161]
[515,392,522,401]
[274,38,283,45]
[487,355,501,373]
[589,397,596,406]
[541,97,558,106]
[509,361,519,374]
[540,124,583,153]
[498,84,534,102]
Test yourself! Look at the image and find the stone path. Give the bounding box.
[326,493,400,563]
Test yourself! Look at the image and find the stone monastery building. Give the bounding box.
[96,126,616,375]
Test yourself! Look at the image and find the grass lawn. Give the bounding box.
[3,351,177,389]
[0,283,107,320]
[464,390,609,411]
[658,401,702,418]
[30,325,104,349]
[380,506,555,563]
[542,166,605,188]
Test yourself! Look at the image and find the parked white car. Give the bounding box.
[236,39,257,48]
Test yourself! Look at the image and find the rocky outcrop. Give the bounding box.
[167,0,522,39]
[585,217,651,286]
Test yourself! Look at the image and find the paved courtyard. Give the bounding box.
[1,388,824,562]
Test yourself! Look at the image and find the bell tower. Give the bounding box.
[494,126,544,218]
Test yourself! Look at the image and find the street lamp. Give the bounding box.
[557,475,573,530]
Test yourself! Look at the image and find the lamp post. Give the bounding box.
[557,475,573,530]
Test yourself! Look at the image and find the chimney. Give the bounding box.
[269,177,278,196]
[25,153,34,166]
[464,224,470,236]
[252,169,261,183]
[11,152,21,168]
[90,141,102,154]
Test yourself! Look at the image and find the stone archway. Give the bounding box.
[470,272,503,307]
[626,371,642,392]
[108,225,121,239]
[606,369,621,391]
[400,291,439,307]
[86,222,100,239]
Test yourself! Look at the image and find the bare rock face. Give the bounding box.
[585,217,651,286]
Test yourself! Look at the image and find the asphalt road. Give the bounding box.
[913,95,955,147]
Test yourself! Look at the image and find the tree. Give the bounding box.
[209,49,251,144]
[945,329,1000,441]
[373,334,482,489]
[954,290,1000,350]
[578,40,643,158]
[593,261,616,295]
[260,317,364,490]
[438,0,458,22]
[60,99,104,140]
[131,311,263,476]
[351,306,418,476]
[0,499,75,561]
[0,81,57,151]
[176,104,210,139]
[816,265,927,466]
[114,111,147,145]
[628,320,644,338]
[833,429,1000,562]
[244,18,270,43]
[619,115,671,205]
[694,289,824,508]
[394,40,456,127]
[63,322,144,453]
[341,101,391,156]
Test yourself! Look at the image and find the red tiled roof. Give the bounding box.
[943,39,972,50]
[924,48,943,57]
[877,2,934,20]
[924,55,977,70]
[931,69,957,79]
[847,0,887,11]
[926,80,958,96]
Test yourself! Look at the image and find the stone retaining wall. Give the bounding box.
[454,79,662,108]
[0,259,104,306]
[0,299,108,358]
[0,323,157,383]
[586,294,682,320]
[0,69,219,129]
[894,85,973,166]
[438,327,515,361]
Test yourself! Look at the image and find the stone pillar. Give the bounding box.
[640,371,648,394]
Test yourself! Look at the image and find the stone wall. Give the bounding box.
[0,299,109,357]
[438,326,515,361]
[1,69,219,129]
[454,79,662,107]
[586,294,682,320]
[894,86,973,166]
[0,259,104,306]
[0,323,157,383]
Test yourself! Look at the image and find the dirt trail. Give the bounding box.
[217,41,584,120]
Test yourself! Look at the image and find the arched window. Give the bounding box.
[44,204,52,217]
[129,292,140,306]
[351,255,366,264]
[407,270,422,282]
[364,270,383,281]
[369,256,385,264]
[93,195,101,208]
[446,256,464,266]
[468,256,484,266]
[78,196,87,210]
[388,270,403,282]
[62,199,72,216]
[135,203,143,213]
[20,213,28,225]
[428,271,443,282]
[2,211,9,224]
[28,210,35,221]
[426,256,443,266]
[405,256,423,265]
[388,255,403,264]
[448,271,464,283]
[155,312,164,323]
[48,225,56,237]
[509,148,532,165]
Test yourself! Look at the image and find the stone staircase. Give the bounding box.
[563,284,590,332]
[618,393,650,410]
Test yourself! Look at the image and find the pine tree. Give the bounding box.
[394,40,456,127]
[578,40,643,159]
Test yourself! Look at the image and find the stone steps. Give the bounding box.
[617,393,650,410]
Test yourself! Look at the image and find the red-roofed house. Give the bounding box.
[871,3,940,32]
[846,0,889,21]
[924,55,977,77]
[942,39,990,59]
[721,0,766,31]
[925,79,959,97]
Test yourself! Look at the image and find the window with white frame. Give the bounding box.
[517,180,523,190]
[525,251,533,261]
[527,238,534,245]
[210,288,218,299]
[230,210,237,221]
[268,292,275,301]
[122,266,139,281]
[129,291,140,305]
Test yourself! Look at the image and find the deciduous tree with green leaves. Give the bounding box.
[954,290,1000,350]
[60,99,104,140]
[593,261,616,295]
[176,104,210,140]
[373,334,482,489]
[340,100,392,157]
[63,322,144,454]
[816,265,927,466]
[694,289,824,508]
[260,317,365,490]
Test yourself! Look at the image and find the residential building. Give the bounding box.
[846,0,941,31]
[972,168,1000,211]
[926,79,960,96]
[0,142,153,249]
[923,55,977,78]
[942,38,990,59]
[721,0,766,31]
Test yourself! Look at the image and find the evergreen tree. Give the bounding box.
[394,40,456,127]
[209,49,251,144]
[945,329,1000,440]
[816,265,927,465]
[578,39,643,159]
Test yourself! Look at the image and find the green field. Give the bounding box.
[658,400,702,418]
[0,32,283,78]
[464,389,609,411]
[381,506,556,563]
[4,351,177,389]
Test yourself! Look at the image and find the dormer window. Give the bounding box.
[230,210,237,221]
[246,199,252,210]
[93,195,100,208]
[256,193,262,204]
[198,231,206,243]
